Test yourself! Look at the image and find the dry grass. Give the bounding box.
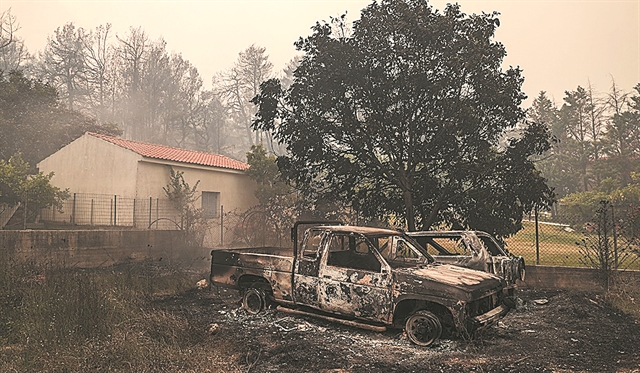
[0,259,242,373]
[607,275,640,321]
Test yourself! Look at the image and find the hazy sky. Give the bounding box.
[2,0,639,107]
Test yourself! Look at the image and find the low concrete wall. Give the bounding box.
[3,230,639,291]
[518,265,640,292]
[0,229,211,269]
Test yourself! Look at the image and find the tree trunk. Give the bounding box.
[422,191,446,230]
[403,189,416,231]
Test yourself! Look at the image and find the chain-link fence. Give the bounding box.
[40,193,182,230]
[506,202,640,269]
[37,193,283,249]
[35,194,640,268]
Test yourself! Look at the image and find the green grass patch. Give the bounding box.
[506,221,640,269]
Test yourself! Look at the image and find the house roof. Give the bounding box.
[87,132,249,171]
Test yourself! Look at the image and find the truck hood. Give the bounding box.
[393,263,504,302]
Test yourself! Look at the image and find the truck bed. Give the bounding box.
[210,246,295,301]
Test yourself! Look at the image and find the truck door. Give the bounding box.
[317,233,393,323]
[292,228,326,309]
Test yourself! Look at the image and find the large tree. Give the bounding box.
[529,91,577,199]
[253,0,554,236]
[600,83,640,186]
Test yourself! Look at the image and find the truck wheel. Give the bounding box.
[405,310,442,346]
[242,288,266,315]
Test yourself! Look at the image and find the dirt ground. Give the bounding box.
[154,284,640,373]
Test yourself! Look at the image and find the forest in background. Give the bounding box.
[1,9,290,163]
[1,8,640,222]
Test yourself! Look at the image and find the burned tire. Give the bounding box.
[242,288,266,314]
[405,310,442,346]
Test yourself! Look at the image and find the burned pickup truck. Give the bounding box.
[210,222,512,346]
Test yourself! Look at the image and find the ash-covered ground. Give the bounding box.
[154,284,640,373]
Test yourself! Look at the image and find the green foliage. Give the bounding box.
[253,0,553,236]
[162,167,208,246]
[0,154,69,220]
[532,83,640,201]
[0,70,120,168]
[163,167,200,214]
[529,91,576,198]
[246,143,293,205]
[560,176,640,226]
[245,144,302,245]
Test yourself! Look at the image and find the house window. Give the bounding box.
[201,191,220,218]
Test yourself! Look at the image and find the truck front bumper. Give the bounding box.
[472,304,510,329]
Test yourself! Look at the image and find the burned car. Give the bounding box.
[211,222,512,346]
[407,230,525,292]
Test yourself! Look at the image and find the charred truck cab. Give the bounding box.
[210,222,512,346]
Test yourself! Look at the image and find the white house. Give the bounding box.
[37,132,258,244]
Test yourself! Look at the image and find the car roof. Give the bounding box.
[315,225,403,236]
[407,230,491,237]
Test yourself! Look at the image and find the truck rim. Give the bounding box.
[242,288,265,314]
[405,310,442,346]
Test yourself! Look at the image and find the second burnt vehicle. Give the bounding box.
[210,222,512,346]
[406,230,526,293]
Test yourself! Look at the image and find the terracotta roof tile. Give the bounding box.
[88,132,249,171]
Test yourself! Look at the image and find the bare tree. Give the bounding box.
[141,39,170,142]
[561,86,593,192]
[0,9,30,76]
[607,78,630,118]
[586,82,607,185]
[0,8,17,50]
[0,34,29,74]
[193,90,229,154]
[83,24,112,122]
[116,26,149,139]
[280,55,301,89]
[164,52,204,148]
[601,83,640,186]
[218,44,273,149]
[38,23,90,112]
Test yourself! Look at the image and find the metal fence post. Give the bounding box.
[114,195,117,226]
[148,197,152,229]
[90,199,94,226]
[132,199,136,228]
[23,196,27,230]
[72,193,76,225]
[220,205,224,246]
[535,206,540,265]
[156,198,159,229]
[612,203,618,268]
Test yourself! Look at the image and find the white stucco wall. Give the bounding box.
[135,160,258,213]
[37,134,141,197]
